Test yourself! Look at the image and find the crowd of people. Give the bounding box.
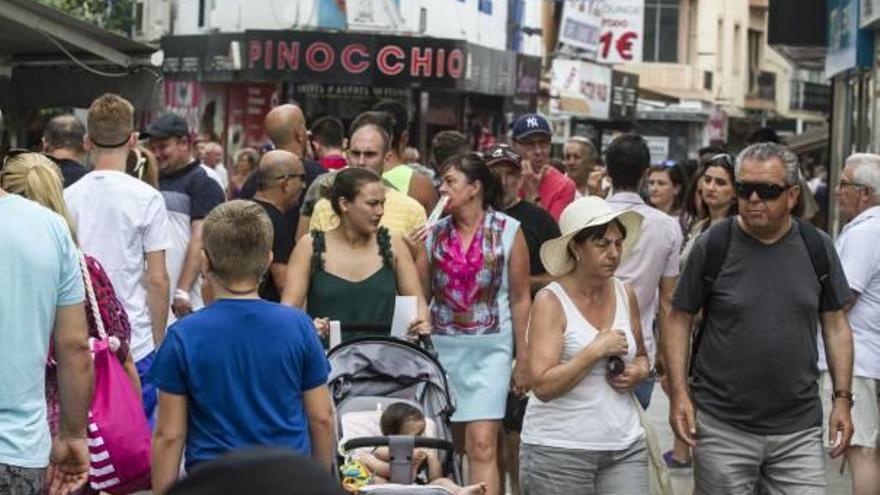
[0,90,878,495]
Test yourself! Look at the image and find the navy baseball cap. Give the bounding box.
[511,113,552,141]
[140,113,189,140]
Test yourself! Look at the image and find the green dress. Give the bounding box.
[306,227,396,343]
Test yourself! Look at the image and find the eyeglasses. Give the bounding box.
[838,179,870,190]
[734,181,792,200]
[275,172,305,182]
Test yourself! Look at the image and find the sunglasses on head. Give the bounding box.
[710,153,734,166]
[734,181,791,200]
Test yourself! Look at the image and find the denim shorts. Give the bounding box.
[0,464,45,495]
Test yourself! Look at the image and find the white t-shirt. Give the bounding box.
[823,206,880,379]
[211,163,229,190]
[608,191,683,368]
[201,164,225,190]
[65,170,171,362]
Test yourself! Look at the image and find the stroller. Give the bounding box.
[327,327,462,494]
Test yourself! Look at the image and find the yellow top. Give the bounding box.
[309,186,427,235]
[382,165,414,195]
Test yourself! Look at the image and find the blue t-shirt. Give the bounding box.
[0,194,84,468]
[149,299,329,468]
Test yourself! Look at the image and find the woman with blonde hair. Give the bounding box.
[0,152,140,433]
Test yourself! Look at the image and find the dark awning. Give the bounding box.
[0,0,161,109]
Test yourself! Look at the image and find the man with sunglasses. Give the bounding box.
[819,153,880,495]
[252,150,306,302]
[664,142,855,494]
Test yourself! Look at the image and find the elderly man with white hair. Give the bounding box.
[818,153,880,495]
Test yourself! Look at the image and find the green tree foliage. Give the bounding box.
[39,0,134,35]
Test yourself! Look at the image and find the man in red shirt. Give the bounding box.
[511,113,575,221]
[309,116,347,170]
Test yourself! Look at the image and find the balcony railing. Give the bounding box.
[790,80,832,113]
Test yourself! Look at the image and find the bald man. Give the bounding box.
[240,104,327,201]
[42,114,88,187]
[252,150,306,302]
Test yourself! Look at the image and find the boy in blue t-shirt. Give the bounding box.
[149,200,334,494]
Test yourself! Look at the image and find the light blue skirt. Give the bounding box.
[433,332,513,422]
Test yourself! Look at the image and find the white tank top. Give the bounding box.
[520,278,644,451]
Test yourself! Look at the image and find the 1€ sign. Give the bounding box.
[598,31,638,61]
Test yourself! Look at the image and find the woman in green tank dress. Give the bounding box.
[282,168,429,343]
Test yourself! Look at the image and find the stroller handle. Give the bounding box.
[338,322,437,357]
[343,435,455,453]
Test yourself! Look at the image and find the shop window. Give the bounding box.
[643,0,680,62]
[748,29,762,94]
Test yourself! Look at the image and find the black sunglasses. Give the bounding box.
[275,172,305,181]
[710,153,734,166]
[734,181,792,200]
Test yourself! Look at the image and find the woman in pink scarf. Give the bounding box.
[416,153,531,495]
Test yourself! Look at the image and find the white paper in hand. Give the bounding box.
[329,320,342,349]
[390,296,417,340]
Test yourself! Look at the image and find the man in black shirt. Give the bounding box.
[240,105,326,237]
[252,150,306,302]
[485,144,560,294]
[42,114,89,187]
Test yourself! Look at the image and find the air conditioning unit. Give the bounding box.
[133,0,172,42]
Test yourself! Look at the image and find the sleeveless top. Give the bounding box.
[383,165,414,194]
[306,227,396,341]
[520,278,644,451]
[426,210,520,337]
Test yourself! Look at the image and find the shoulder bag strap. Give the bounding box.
[79,253,108,340]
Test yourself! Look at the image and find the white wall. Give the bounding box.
[398,0,508,50]
[162,0,520,53]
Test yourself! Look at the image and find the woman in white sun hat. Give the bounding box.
[519,196,651,494]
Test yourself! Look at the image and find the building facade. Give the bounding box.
[134,0,544,158]
[566,0,831,162]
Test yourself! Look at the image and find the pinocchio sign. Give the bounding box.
[244,30,468,89]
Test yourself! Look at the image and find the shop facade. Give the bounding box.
[159,30,541,160]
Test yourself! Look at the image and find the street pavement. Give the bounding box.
[646,385,854,495]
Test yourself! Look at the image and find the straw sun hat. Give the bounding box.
[539,196,643,277]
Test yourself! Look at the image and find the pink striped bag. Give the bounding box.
[81,255,152,494]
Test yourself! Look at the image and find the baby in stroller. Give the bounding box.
[357,403,486,495]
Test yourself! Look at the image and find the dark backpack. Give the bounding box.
[689,216,838,374]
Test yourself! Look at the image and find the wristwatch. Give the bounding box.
[832,390,854,407]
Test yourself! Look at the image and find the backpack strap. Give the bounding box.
[793,217,837,311]
[689,217,735,376]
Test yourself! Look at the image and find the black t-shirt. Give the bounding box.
[58,159,88,188]
[504,200,560,276]
[253,199,295,302]
[673,220,851,434]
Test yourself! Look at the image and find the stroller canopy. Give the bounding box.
[327,338,456,423]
